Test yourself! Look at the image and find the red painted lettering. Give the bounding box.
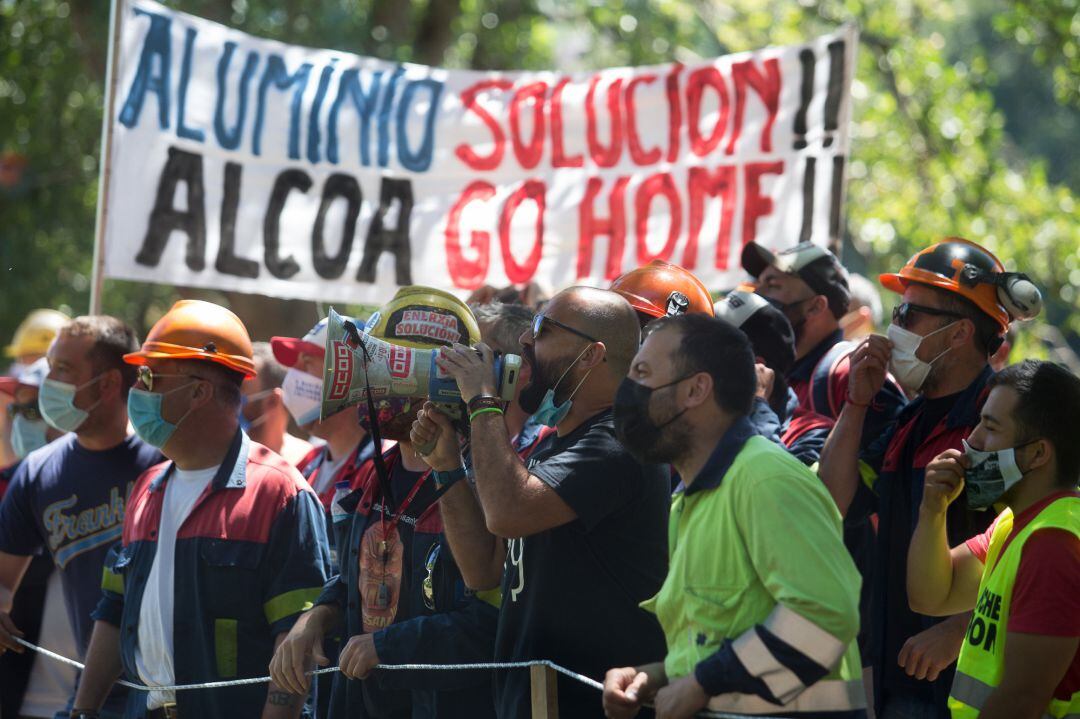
[585,75,624,168]
[509,81,547,169]
[687,165,737,269]
[635,173,682,265]
[625,75,662,166]
[550,77,584,168]
[577,176,631,279]
[498,179,546,284]
[686,66,730,157]
[727,58,781,155]
[665,63,683,162]
[742,161,784,248]
[454,80,513,171]
[445,181,495,289]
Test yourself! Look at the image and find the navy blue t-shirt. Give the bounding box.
[0,433,161,711]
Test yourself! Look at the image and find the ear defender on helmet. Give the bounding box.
[958,265,1043,322]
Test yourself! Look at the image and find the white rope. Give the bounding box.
[14,637,789,718]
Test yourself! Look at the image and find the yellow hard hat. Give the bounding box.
[5,309,70,358]
[364,287,480,349]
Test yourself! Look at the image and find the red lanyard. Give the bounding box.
[378,470,430,540]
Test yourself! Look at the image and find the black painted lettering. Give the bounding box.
[357,177,413,285]
[136,146,206,271]
[312,173,361,279]
[215,161,259,278]
[263,169,312,279]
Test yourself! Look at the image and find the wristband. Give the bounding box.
[469,407,504,423]
[466,394,503,415]
[432,466,466,491]
[846,393,871,408]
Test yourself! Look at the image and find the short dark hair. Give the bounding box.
[926,286,1002,356]
[177,359,245,409]
[60,316,140,398]
[472,302,533,355]
[646,314,756,416]
[251,342,286,390]
[989,359,1080,487]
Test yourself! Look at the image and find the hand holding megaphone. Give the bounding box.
[410,403,462,471]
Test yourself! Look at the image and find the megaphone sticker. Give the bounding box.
[321,307,522,422]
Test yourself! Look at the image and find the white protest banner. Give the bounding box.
[102,0,856,303]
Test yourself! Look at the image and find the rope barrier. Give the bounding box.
[14,637,788,719]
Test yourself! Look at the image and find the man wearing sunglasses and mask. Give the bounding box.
[412,287,670,718]
[906,359,1080,719]
[0,316,160,719]
[72,300,330,719]
[818,238,1044,719]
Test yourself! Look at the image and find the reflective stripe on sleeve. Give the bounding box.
[732,629,805,704]
[763,603,847,671]
[708,678,866,714]
[263,587,322,625]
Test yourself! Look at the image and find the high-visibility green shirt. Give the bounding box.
[642,418,867,715]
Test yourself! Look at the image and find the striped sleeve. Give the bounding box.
[695,603,845,703]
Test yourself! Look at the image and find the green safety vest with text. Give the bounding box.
[949,496,1080,719]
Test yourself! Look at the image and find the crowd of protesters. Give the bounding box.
[0,236,1077,719]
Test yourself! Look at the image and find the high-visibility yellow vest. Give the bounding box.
[949,496,1080,719]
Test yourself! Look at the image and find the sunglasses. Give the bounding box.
[6,401,42,421]
[136,365,207,393]
[531,314,598,343]
[891,302,965,330]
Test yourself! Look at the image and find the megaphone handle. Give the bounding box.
[416,436,438,457]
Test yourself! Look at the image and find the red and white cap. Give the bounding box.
[0,357,49,396]
[270,318,331,368]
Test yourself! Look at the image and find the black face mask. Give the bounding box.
[613,376,689,463]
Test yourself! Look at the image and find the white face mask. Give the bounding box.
[887,322,956,393]
[281,368,323,426]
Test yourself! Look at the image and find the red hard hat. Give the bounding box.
[610,260,715,319]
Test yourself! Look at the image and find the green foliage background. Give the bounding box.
[0,0,1077,355]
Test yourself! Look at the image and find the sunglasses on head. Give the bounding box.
[136,365,207,393]
[891,302,964,329]
[531,314,598,343]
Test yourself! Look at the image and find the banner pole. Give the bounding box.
[89,0,125,315]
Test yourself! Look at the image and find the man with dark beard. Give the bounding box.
[602,313,866,719]
[411,287,670,718]
[270,288,484,719]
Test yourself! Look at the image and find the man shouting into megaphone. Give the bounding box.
[271,287,497,719]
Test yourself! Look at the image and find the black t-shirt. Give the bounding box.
[494,410,670,718]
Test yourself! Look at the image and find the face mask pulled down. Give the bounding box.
[962,438,1030,510]
[520,344,593,428]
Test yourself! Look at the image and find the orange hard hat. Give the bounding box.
[610,260,715,319]
[879,238,1010,333]
[124,300,256,378]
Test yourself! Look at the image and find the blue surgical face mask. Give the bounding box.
[11,414,48,458]
[239,388,275,433]
[530,345,594,428]
[39,376,104,433]
[127,383,195,449]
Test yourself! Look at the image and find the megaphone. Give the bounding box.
[320,307,522,422]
